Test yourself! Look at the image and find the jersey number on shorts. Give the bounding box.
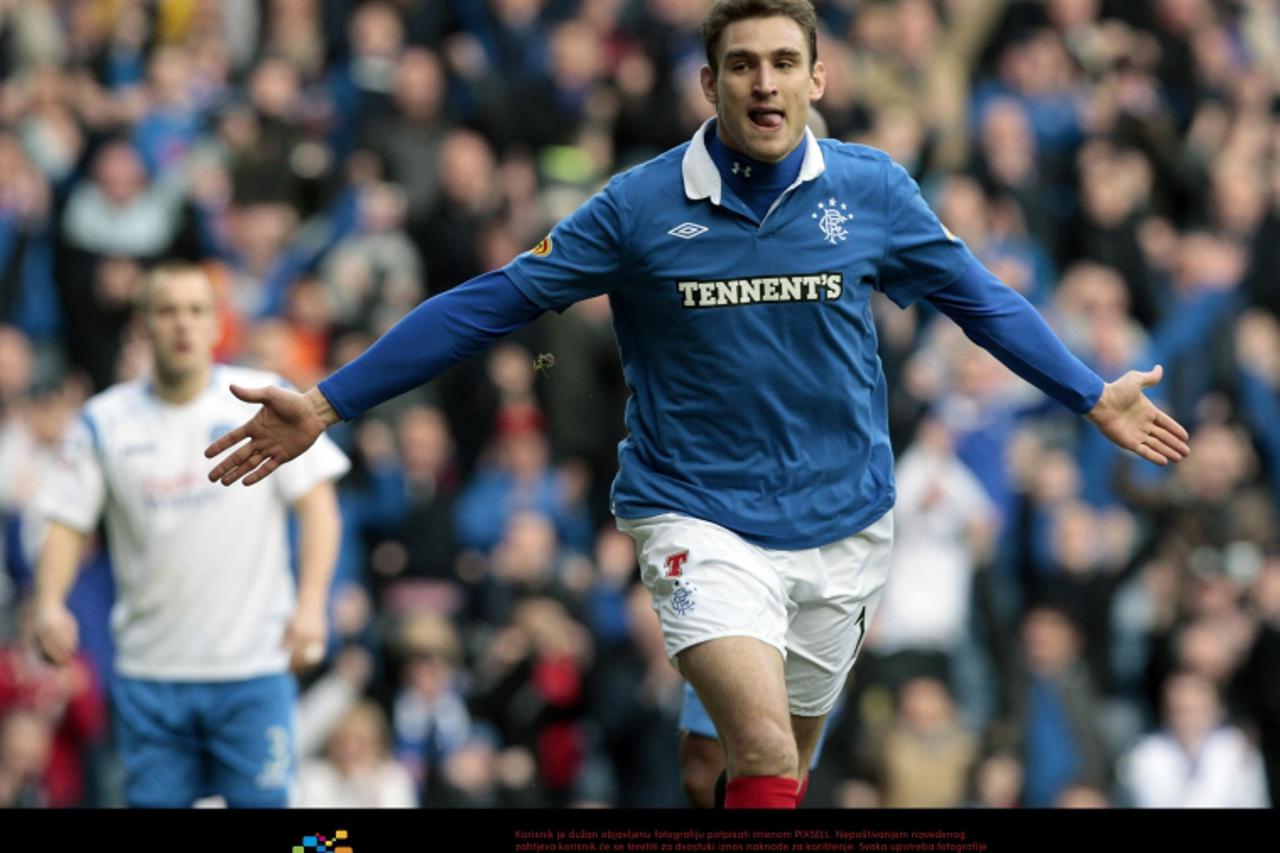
[665,550,689,578]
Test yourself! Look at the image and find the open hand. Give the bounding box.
[1085,365,1190,466]
[205,385,338,486]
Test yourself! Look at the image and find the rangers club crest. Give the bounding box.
[812,198,850,244]
[671,581,697,616]
[664,550,696,615]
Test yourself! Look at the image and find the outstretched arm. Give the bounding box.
[206,269,545,485]
[926,261,1189,464]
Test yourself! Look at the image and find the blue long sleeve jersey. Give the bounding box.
[320,128,1103,547]
[318,263,1102,424]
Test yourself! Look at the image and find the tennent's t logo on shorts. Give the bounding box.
[664,550,690,578]
[294,830,351,853]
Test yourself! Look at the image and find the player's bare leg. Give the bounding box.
[679,732,724,808]
[791,713,826,804]
[678,636,798,808]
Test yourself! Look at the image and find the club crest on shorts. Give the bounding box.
[670,579,697,616]
[664,550,689,578]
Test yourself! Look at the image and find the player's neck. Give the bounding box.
[152,365,212,405]
[706,120,807,220]
[707,120,806,190]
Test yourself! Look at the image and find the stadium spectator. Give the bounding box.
[967,749,1023,808]
[0,133,61,355]
[1119,671,1269,807]
[0,604,106,807]
[454,401,593,556]
[61,140,185,260]
[1237,554,1280,806]
[469,596,593,806]
[321,182,424,336]
[387,612,472,803]
[373,405,461,592]
[295,699,416,808]
[1006,606,1110,807]
[874,676,977,808]
[360,48,449,226]
[0,707,53,807]
[872,418,997,675]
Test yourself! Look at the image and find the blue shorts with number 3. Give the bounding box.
[111,673,296,807]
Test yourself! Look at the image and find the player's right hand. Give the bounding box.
[205,385,337,486]
[33,601,79,666]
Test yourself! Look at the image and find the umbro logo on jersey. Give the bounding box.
[668,222,709,240]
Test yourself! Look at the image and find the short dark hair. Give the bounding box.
[702,0,819,73]
[138,262,214,313]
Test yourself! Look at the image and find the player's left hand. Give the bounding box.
[1085,364,1190,466]
[284,604,328,672]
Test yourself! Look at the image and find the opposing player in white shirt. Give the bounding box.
[31,264,350,807]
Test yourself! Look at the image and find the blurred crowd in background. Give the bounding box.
[1,0,1278,810]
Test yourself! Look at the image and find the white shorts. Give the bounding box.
[618,510,893,717]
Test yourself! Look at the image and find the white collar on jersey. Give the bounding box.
[681,117,826,206]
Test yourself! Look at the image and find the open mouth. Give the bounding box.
[748,105,785,131]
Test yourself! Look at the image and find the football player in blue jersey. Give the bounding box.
[207,0,1189,809]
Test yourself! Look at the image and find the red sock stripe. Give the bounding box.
[724,775,798,809]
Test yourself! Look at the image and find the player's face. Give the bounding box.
[701,15,825,164]
[142,272,218,383]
